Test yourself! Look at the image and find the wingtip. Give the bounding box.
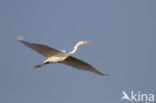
[92,70,106,76]
[98,72,111,76]
[98,72,105,76]
[103,73,111,76]
[17,36,24,42]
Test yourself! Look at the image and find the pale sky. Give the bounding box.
[0,0,156,103]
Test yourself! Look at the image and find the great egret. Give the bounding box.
[17,36,107,76]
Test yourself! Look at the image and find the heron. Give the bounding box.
[17,36,108,76]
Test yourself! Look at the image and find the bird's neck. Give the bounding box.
[69,42,81,55]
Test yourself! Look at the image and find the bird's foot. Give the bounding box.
[34,64,42,68]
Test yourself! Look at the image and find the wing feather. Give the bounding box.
[18,38,60,58]
[61,56,104,76]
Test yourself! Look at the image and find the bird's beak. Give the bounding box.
[86,41,94,43]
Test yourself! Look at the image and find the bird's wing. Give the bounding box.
[61,56,104,76]
[18,37,60,58]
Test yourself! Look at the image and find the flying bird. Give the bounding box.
[17,36,107,76]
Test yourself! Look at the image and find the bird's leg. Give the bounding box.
[34,62,50,68]
[34,63,45,68]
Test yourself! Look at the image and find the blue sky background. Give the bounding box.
[0,0,156,103]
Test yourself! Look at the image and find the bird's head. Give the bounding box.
[78,41,94,45]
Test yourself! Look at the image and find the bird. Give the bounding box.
[121,91,131,101]
[17,36,108,76]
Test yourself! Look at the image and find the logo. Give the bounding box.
[121,91,155,102]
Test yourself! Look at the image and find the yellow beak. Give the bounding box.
[86,41,94,43]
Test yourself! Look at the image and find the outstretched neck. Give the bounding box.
[69,42,81,55]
